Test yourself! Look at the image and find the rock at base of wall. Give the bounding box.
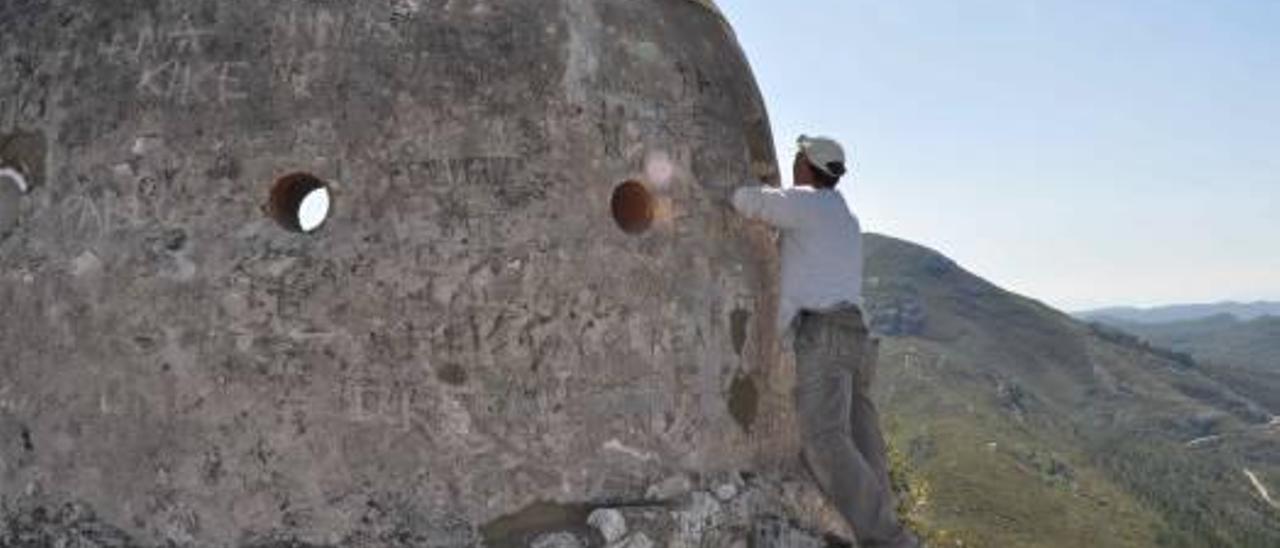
[2,471,859,548]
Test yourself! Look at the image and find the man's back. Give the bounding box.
[731,185,864,330]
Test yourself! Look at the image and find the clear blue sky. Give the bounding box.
[719,1,1280,311]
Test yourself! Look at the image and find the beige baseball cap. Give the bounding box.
[797,135,847,178]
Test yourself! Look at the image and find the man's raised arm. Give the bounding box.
[731,186,802,229]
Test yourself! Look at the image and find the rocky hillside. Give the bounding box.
[1087,314,1280,374]
[863,234,1280,547]
[1084,313,1280,434]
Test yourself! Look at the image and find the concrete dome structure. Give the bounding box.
[0,1,833,545]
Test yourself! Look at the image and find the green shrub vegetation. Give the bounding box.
[864,234,1280,547]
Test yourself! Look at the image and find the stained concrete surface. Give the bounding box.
[0,0,844,545]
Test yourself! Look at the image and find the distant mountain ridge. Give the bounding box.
[1076,301,1280,324]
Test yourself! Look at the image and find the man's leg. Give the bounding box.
[848,335,919,547]
[850,336,893,494]
[794,312,912,547]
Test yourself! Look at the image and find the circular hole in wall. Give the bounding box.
[269,173,331,233]
[0,168,27,240]
[611,180,654,234]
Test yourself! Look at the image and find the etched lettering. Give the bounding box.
[217,61,249,103]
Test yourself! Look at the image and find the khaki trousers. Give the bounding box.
[793,306,917,548]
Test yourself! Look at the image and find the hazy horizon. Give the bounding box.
[721,1,1280,312]
[1075,299,1280,313]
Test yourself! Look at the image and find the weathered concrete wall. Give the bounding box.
[0,0,834,545]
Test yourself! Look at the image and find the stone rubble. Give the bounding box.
[586,508,627,543]
[534,473,853,548]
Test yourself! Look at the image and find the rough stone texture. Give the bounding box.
[713,482,739,502]
[586,508,626,543]
[607,532,655,548]
[0,0,846,546]
[753,517,832,548]
[529,532,584,548]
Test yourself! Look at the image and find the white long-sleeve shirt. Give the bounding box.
[731,185,864,332]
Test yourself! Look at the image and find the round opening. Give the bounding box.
[611,180,654,234]
[0,177,20,240]
[269,172,331,233]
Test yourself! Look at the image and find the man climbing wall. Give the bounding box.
[729,135,920,548]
